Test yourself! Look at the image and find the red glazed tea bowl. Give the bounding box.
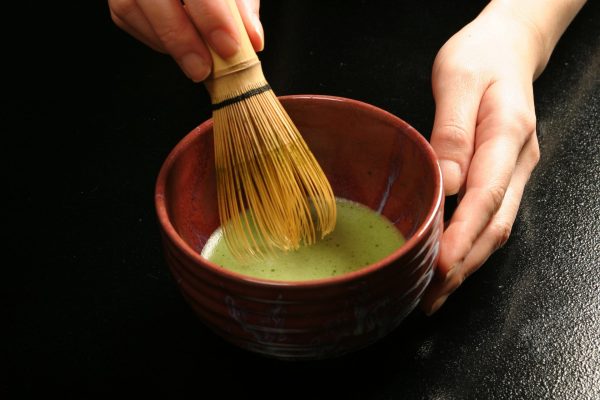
[155,95,443,360]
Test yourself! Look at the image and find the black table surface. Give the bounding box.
[7,1,599,398]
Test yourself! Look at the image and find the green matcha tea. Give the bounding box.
[201,198,405,281]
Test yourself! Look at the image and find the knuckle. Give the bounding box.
[491,221,512,249]
[515,109,537,137]
[526,133,541,167]
[194,2,223,28]
[435,122,471,151]
[517,133,541,172]
[155,23,189,48]
[529,141,541,165]
[433,51,477,81]
[484,185,506,215]
[496,106,537,142]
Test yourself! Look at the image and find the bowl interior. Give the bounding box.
[161,95,438,259]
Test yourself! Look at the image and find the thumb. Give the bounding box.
[430,67,483,196]
[236,0,264,52]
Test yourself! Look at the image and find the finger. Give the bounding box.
[421,133,539,315]
[436,81,535,276]
[235,0,264,51]
[430,62,484,196]
[109,3,165,53]
[459,135,538,270]
[137,0,212,82]
[182,0,242,59]
[438,136,518,274]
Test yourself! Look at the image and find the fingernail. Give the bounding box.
[426,294,449,316]
[438,160,462,195]
[209,29,240,58]
[180,53,210,82]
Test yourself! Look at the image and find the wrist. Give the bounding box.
[486,0,587,78]
[477,2,546,79]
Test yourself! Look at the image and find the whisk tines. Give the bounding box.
[208,67,335,260]
[203,0,336,260]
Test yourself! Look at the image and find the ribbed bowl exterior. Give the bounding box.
[155,95,443,360]
[161,210,441,360]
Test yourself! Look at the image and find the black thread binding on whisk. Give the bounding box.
[211,84,272,111]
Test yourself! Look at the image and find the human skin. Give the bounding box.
[421,0,587,314]
[108,0,587,315]
[108,0,263,81]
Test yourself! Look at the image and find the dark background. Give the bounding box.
[7,1,599,398]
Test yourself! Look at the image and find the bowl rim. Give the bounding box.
[155,94,443,288]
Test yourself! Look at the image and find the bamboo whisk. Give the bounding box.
[204,0,336,259]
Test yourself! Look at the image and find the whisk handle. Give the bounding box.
[209,0,260,79]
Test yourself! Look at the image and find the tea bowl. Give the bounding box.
[155,94,443,360]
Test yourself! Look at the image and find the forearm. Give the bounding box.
[485,0,587,77]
